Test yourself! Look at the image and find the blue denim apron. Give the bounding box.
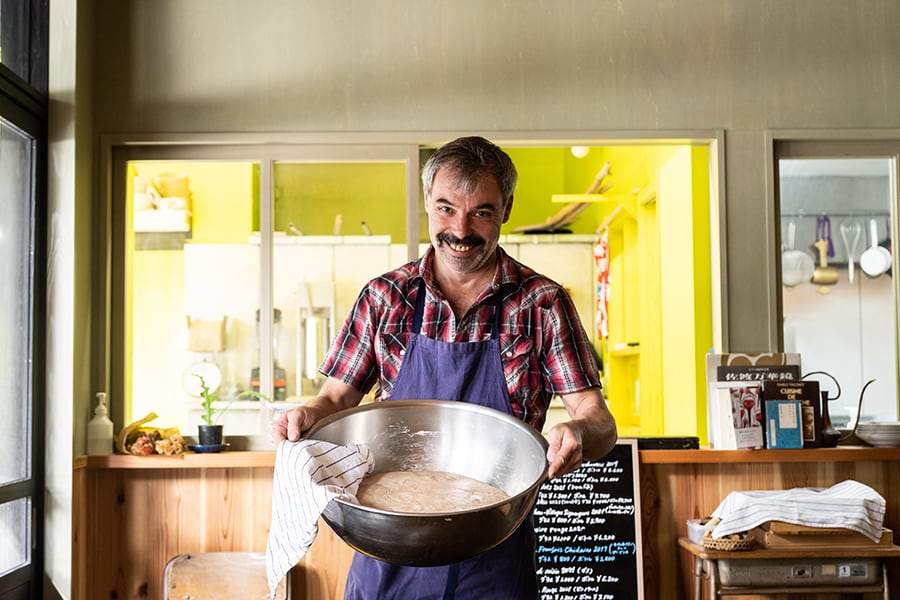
[343,280,539,600]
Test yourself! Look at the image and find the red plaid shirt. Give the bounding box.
[320,246,601,430]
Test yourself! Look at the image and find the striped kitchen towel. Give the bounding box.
[266,439,374,598]
[709,479,886,542]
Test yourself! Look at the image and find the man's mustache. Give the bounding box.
[437,233,486,248]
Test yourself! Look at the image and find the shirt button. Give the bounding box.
[505,351,512,357]
[399,350,406,356]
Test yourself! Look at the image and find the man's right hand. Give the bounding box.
[272,406,317,443]
[270,377,365,443]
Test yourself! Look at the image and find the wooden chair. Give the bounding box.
[164,552,290,599]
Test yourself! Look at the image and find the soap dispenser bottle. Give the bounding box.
[87,392,114,455]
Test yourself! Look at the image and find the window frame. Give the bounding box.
[0,59,47,600]
[104,142,421,436]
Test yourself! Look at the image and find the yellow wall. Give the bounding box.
[658,146,713,438]
[271,162,406,239]
[604,145,713,439]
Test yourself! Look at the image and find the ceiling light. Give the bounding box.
[570,146,590,159]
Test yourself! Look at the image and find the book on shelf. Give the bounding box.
[764,399,804,449]
[730,385,764,450]
[761,379,822,448]
[705,353,802,449]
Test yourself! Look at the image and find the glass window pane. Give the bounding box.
[0,498,30,576]
[0,0,47,92]
[128,161,261,437]
[272,162,407,240]
[272,161,407,401]
[0,116,33,483]
[779,157,897,426]
[125,156,411,440]
[0,1,28,82]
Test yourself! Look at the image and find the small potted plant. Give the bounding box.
[194,373,267,450]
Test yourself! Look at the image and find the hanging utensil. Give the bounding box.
[781,220,815,287]
[817,215,835,258]
[812,238,838,294]
[859,218,892,278]
[839,221,862,284]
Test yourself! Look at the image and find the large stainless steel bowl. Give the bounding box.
[305,400,549,566]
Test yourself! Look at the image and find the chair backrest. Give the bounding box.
[164,552,289,600]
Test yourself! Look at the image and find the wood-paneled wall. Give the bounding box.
[73,448,900,600]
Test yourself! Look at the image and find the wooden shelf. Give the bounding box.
[608,346,641,358]
[74,451,276,470]
[640,446,900,464]
[74,446,900,471]
[679,537,900,560]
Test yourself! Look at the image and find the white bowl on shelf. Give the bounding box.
[855,422,900,447]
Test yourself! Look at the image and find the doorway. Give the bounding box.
[776,140,899,426]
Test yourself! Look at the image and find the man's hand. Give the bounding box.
[546,388,617,479]
[272,406,319,443]
[269,378,365,444]
[545,422,585,479]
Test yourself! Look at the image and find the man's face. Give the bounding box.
[424,167,513,278]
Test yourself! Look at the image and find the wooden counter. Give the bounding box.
[73,446,900,600]
[72,451,353,600]
[639,446,900,599]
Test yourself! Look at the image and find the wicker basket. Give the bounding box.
[702,533,756,552]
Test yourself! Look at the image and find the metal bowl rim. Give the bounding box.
[307,399,549,449]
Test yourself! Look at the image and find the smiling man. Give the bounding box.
[273,136,617,599]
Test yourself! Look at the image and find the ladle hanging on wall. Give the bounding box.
[812,239,838,294]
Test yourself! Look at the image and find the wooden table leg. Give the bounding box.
[704,558,718,600]
[690,555,702,600]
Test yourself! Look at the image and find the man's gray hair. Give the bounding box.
[421,136,518,204]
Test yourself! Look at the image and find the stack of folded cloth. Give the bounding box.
[707,479,887,546]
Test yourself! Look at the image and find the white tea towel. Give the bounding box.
[266,439,374,598]
[709,479,885,542]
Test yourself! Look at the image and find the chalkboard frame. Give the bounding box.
[535,438,645,600]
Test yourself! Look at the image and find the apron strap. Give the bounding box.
[491,286,502,340]
[412,279,427,333]
[413,279,503,339]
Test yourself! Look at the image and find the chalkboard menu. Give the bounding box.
[535,439,643,600]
